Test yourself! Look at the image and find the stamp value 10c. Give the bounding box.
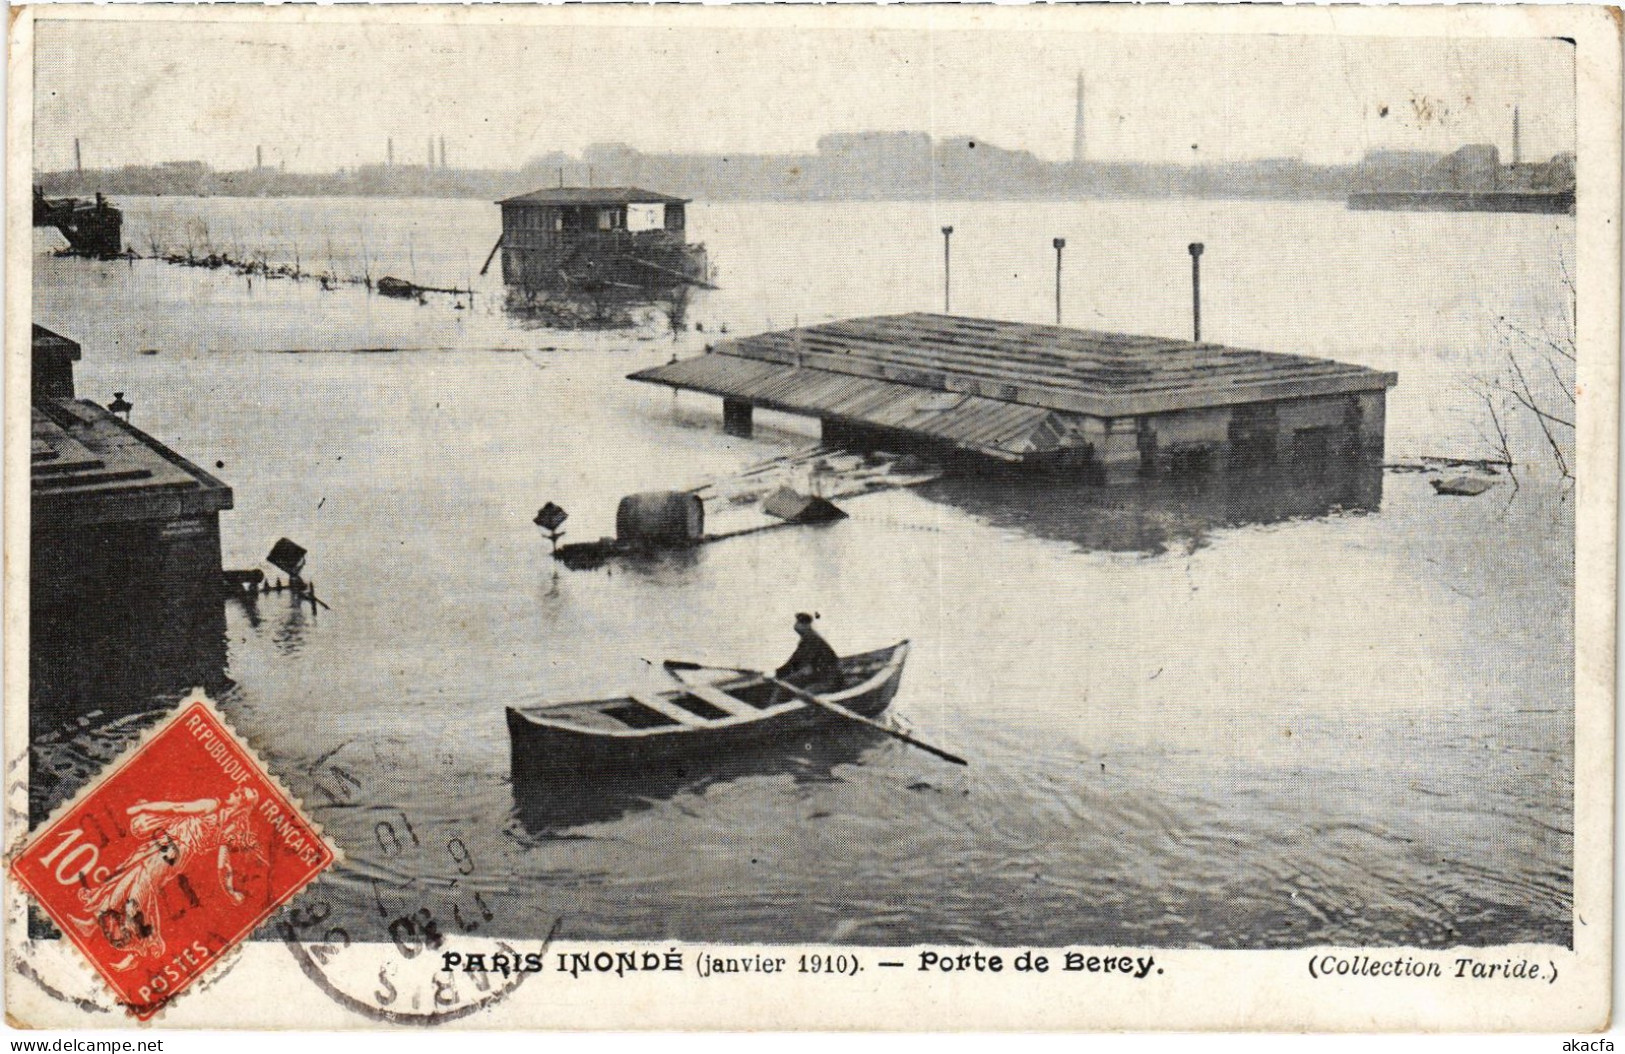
[10,697,336,1020]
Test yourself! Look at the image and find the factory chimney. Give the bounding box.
[256,145,263,170]
[439,136,446,169]
[387,137,394,167]
[74,138,82,173]
[1072,73,1087,165]
[1512,105,1522,165]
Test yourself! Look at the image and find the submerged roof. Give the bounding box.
[33,399,233,527]
[630,313,1396,459]
[634,313,1396,420]
[635,353,1065,461]
[32,324,81,361]
[498,186,690,207]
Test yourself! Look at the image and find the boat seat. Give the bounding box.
[628,692,709,727]
[675,681,761,719]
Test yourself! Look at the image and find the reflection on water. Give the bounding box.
[511,722,882,835]
[500,289,691,334]
[921,457,1384,555]
[265,592,319,657]
[29,569,230,824]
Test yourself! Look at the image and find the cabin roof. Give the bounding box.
[498,186,690,207]
[630,313,1397,421]
[32,324,81,361]
[32,398,233,527]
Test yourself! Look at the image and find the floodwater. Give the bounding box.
[32,196,1574,948]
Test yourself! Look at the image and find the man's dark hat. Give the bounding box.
[795,612,815,624]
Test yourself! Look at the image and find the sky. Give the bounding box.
[33,15,1577,172]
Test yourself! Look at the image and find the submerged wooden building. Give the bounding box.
[31,326,233,744]
[496,186,710,296]
[630,314,1397,484]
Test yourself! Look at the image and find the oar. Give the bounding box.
[662,660,967,766]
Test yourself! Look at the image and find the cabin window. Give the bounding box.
[626,203,664,232]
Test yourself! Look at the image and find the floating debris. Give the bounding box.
[548,447,940,570]
[762,487,847,524]
[1431,474,1498,497]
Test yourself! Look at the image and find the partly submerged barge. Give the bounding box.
[33,188,123,257]
[630,313,1396,484]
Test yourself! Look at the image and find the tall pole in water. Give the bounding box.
[1188,242,1204,342]
[941,226,954,313]
[1053,238,1066,326]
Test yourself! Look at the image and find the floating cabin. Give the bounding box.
[31,325,232,747]
[496,186,709,296]
[630,314,1397,484]
[32,188,123,258]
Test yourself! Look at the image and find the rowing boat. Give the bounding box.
[505,641,910,794]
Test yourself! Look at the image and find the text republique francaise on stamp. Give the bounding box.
[10,697,335,1020]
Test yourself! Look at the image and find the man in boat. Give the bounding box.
[775,612,843,692]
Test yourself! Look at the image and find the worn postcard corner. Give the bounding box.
[4,0,1619,1034]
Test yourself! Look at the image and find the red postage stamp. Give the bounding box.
[9,697,336,1020]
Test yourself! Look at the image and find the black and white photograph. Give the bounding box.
[6,3,1617,1032]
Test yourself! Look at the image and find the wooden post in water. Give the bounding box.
[941,226,954,314]
[722,399,754,438]
[1052,238,1066,326]
[1188,242,1204,342]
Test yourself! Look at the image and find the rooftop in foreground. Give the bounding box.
[33,397,233,527]
[631,313,1396,478]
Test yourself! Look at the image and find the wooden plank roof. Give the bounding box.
[32,400,233,527]
[32,324,81,360]
[643,313,1396,418]
[629,353,1065,461]
[498,186,690,207]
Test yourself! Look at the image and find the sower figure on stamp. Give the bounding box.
[70,788,264,969]
[775,612,843,693]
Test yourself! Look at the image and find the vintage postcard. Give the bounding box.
[5,2,1618,1033]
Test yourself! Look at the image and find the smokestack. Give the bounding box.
[428,137,435,168]
[1513,105,1522,165]
[439,136,446,169]
[1072,73,1087,165]
[387,137,394,167]
[1188,243,1204,342]
[256,145,263,170]
[74,138,82,173]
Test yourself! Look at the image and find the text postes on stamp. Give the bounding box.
[9,695,336,1020]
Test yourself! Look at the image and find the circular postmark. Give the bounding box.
[279,900,559,1025]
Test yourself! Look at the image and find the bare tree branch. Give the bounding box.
[1500,316,1576,363]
